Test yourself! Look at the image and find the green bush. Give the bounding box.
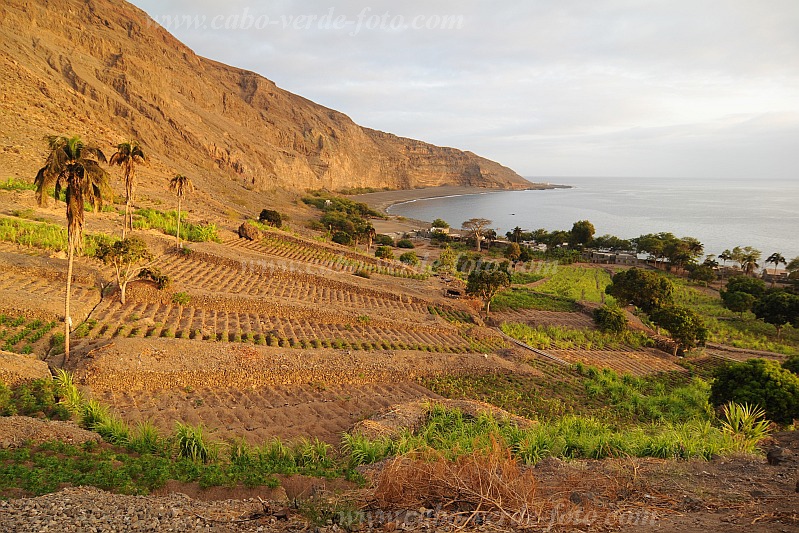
[373,234,394,246]
[172,292,191,306]
[138,267,171,290]
[593,305,627,333]
[331,231,352,245]
[375,246,394,260]
[396,238,414,249]
[399,251,419,266]
[719,402,771,451]
[783,355,799,375]
[710,359,799,424]
[258,209,282,227]
[175,422,212,463]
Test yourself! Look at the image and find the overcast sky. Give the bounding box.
[132,0,799,180]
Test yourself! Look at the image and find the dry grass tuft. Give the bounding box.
[373,436,536,528]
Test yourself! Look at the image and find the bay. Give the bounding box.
[387,176,799,262]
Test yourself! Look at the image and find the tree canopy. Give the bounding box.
[461,218,492,252]
[605,268,674,313]
[95,237,152,305]
[752,291,799,337]
[568,220,595,248]
[650,305,708,355]
[466,266,511,315]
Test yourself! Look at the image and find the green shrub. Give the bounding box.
[138,267,171,290]
[127,420,163,455]
[95,415,130,446]
[54,369,84,415]
[331,231,352,245]
[341,433,393,466]
[81,399,110,430]
[783,355,799,375]
[374,246,394,260]
[374,234,394,246]
[172,292,191,306]
[719,402,771,451]
[710,359,799,424]
[593,305,627,333]
[396,238,414,249]
[175,422,212,463]
[258,209,282,227]
[399,251,419,266]
[354,269,371,279]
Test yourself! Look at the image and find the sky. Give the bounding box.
[132,0,799,180]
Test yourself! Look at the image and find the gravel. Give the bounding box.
[0,487,302,532]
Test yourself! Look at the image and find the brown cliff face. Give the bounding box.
[0,0,530,201]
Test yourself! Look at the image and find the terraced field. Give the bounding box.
[71,296,472,353]
[96,381,441,444]
[494,308,597,329]
[149,248,429,316]
[224,233,423,278]
[547,347,688,376]
[0,314,58,355]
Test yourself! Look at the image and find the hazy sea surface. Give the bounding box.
[388,176,799,261]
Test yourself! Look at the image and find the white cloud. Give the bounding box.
[133,0,799,179]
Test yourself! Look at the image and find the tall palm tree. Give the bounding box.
[765,252,786,287]
[169,174,193,249]
[511,226,523,243]
[109,140,146,238]
[718,249,732,286]
[740,250,761,277]
[34,135,110,363]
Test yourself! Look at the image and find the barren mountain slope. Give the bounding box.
[0,0,530,208]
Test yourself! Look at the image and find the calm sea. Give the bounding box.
[387,176,799,262]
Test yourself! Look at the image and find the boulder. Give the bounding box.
[238,222,260,241]
[766,446,793,466]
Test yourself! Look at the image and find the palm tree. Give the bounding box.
[718,249,733,286]
[34,135,110,363]
[765,252,786,287]
[740,250,761,277]
[365,224,376,251]
[511,226,523,243]
[169,174,193,249]
[109,140,146,238]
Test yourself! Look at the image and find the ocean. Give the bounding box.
[387,176,799,262]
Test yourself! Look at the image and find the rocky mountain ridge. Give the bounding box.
[0,0,531,204]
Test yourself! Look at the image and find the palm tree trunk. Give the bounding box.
[123,201,129,239]
[64,242,73,364]
[176,196,181,249]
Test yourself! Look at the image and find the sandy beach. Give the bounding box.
[351,184,566,234]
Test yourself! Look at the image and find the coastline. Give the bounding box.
[351,184,569,235]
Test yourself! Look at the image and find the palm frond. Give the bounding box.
[109,152,124,166]
[81,145,107,164]
[34,167,55,206]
